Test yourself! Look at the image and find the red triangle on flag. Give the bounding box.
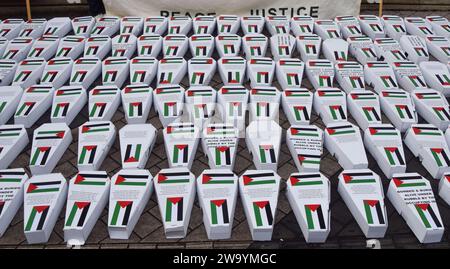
[212,199,225,207]
[217,146,229,152]
[431,148,443,153]
[84,145,96,151]
[27,183,37,193]
[412,127,421,134]
[75,174,85,184]
[318,91,325,96]
[56,131,65,138]
[25,101,34,106]
[416,203,429,211]
[124,87,132,93]
[326,128,335,135]
[124,157,137,162]
[306,204,320,211]
[116,175,126,184]
[82,126,90,133]
[365,200,379,207]
[385,147,397,152]
[56,90,64,96]
[298,155,305,163]
[232,102,240,106]
[342,174,353,183]
[285,91,293,96]
[158,174,167,183]
[176,144,187,150]
[290,128,299,135]
[416,93,424,99]
[168,197,182,204]
[363,106,373,111]
[446,175,450,183]
[243,175,253,185]
[166,126,173,133]
[34,205,49,213]
[260,144,272,150]
[290,176,299,185]
[206,127,214,134]
[38,146,50,152]
[369,128,377,135]
[221,89,228,94]
[254,201,268,208]
[202,174,211,184]
[118,201,132,208]
[187,91,194,96]
[393,178,403,187]
[131,102,141,107]
[330,105,341,110]
[75,201,90,209]
[294,105,305,110]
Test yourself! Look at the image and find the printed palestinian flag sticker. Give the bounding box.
[88,85,121,122]
[119,124,157,169]
[84,36,112,60]
[70,57,102,89]
[163,122,200,169]
[347,89,381,130]
[276,58,304,90]
[153,85,185,127]
[201,123,239,170]
[71,16,95,37]
[218,56,246,85]
[51,85,87,126]
[121,84,153,124]
[143,16,168,35]
[246,120,282,171]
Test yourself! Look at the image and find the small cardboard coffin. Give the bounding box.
[0,19,24,40]
[217,15,240,34]
[215,34,241,57]
[71,16,95,38]
[137,34,162,57]
[88,85,121,121]
[84,36,111,60]
[400,35,429,63]
[129,56,157,85]
[242,34,268,60]
[296,34,322,61]
[143,16,168,35]
[419,61,450,97]
[157,57,187,86]
[0,85,22,125]
[270,34,296,61]
[193,16,216,35]
[381,15,407,41]
[0,124,28,169]
[286,125,323,172]
[347,36,378,65]
[412,89,450,131]
[120,16,144,36]
[188,57,217,86]
[0,60,18,86]
[51,85,87,125]
[358,15,385,39]
[184,86,217,129]
[426,16,450,38]
[281,88,313,126]
[425,36,450,63]
[240,16,265,35]
[322,38,349,63]
[41,57,73,89]
[314,20,341,40]
[216,85,249,132]
[313,88,347,126]
[392,61,428,92]
[162,34,189,58]
[373,38,408,64]
[379,89,417,132]
[291,16,314,36]
[42,17,71,38]
[364,61,399,94]
[111,34,137,59]
[276,59,304,89]
[201,123,239,170]
[2,37,33,62]
[119,124,157,169]
[164,122,200,169]
[55,36,85,60]
[189,34,215,57]
[12,58,46,89]
[70,57,101,89]
[167,16,192,35]
[27,35,59,60]
[265,16,290,36]
[404,17,434,38]
[335,15,362,39]
[14,85,54,128]
[102,57,130,88]
[91,16,120,37]
[153,84,185,127]
[121,84,153,124]
[335,61,365,94]
[438,174,450,206]
[347,90,381,130]
[248,86,280,122]
[218,56,246,85]
[305,59,335,89]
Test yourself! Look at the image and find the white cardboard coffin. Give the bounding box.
[379,89,417,132]
[335,15,362,39]
[245,120,282,171]
[120,16,144,36]
[419,61,450,97]
[137,34,162,57]
[0,60,17,86]
[265,16,290,36]
[291,16,314,36]
[0,85,22,125]
[78,121,116,171]
[286,172,330,243]
[314,20,341,40]
[154,168,195,238]
[193,16,216,35]
[381,15,407,41]
[270,34,295,61]
[23,173,67,244]
[164,122,200,169]
[276,59,304,90]
[14,85,54,128]
[241,16,264,35]
[51,85,87,125]
[247,58,275,88]
[358,15,385,40]
[119,124,157,169]
[168,16,192,35]
[374,38,408,64]
[404,124,450,179]
[121,84,153,124]
[364,124,406,178]
[29,123,71,175]
[348,36,378,65]
[439,173,450,205]
[281,88,313,126]
[425,36,450,63]
[70,57,101,89]
[412,89,450,131]
[215,34,241,57]
[0,125,28,169]
[19,18,47,39]
[364,61,399,94]
[2,37,33,62]
[84,36,111,60]
[27,35,59,60]
[242,34,268,60]
[313,88,347,125]
[153,84,185,127]
[392,61,428,92]
[426,16,450,38]
[55,36,85,60]
[40,57,73,89]
[217,15,240,34]
[218,56,246,85]
[347,90,381,130]
[201,123,239,170]
[0,19,24,40]
[324,121,368,169]
[71,16,95,37]
[108,169,152,239]
[91,16,119,37]
[217,85,248,132]
[305,59,334,89]
[111,34,137,58]
[338,169,388,238]
[188,57,216,86]
[129,57,157,85]
[88,85,121,121]
[157,57,187,86]
[287,125,323,172]
[64,171,110,245]
[296,34,322,61]
[144,16,168,35]
[405,17,434,38]
[400,35,429,63]
[197,169,238,239]
[239,170,280,241]
[249,86,280,122]
[0,168,28,236]
[387,173,444,243]
[322,38,349,63]
[189,34,214,57]
[101,57,130,88]
[42,17,71,38]
[335,61,365,93]
[12,58,46,89]
[185,86,217,128]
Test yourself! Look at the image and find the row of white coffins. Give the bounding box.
[0,167,448,245]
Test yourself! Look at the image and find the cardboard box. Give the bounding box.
[364,124,406,178]
[12,58,46,89]
[216,85,249,133]
[324,121,368,169]
[381,15,407,41]
[358,15,385,40]
[296,34,322,61]
[419,61,450,97]
[247,57,275,88]
[374,38,408,64]
[64,171,110,245]
[19,18,47,39]
[201,123,239,170]
[314,20,341,40]
[426,16,450,38]
[55,36,85,60]
[265,16,290,36]
[239,170,280,241]
[404,124,450,179]
[241,16,264,35]
[185,86,217,129]
[364,61,399,94]
[157,57,187,86]
[137,34,162,57]
[2,37,33,62]
[0,85,22,125]
[276,59,304,89]
[392,61,428,92]
[338,169,388,238]
[347,36,378,65]
[379,89,417,132]
[305,59,334,89]
[405,17,434,38]
[70,57,101,89]
[322,38,349,63]
[84,36,111,60]
[438,173,450,205]
[347,90,381,130]
[242,34,268,60]
[245,120,282,171]
[188,57,216,86]
[335,61,365,93]
[102,57,129,88]
[286,125,323,172]
[193,16,216,35]
[0,19,24,40]
[270,34,296,61]
[40,57,73,89]
[189,35,214,57]
[143,16,168,35]
[249,86,280,122]
[91,16,120,37]
[291,16,314,36]
[153,84,185,127]
[111,34,137,59]
[154,167,195,238]
[78,121,116,171]
[0,60,17,86]
[119,124,157,169]
[400,35,429,63]
[0,125,28,169]
[412,89,450,131]
[164,122,200,169]
[129,56,157,85]
[215,34,241,57]
[168,16,192,35]
[425,36,450,63]
[120,16,144,36]
[335,16,362,39]
[88,85,121,121]
[0,168,28,236]
[24,173,68,244]
[163,34,188,58]
[121,84,153,124]
[313,88,347,125]
[51,85,87,125]
[387,173,444,243]
[71,16,95,38]
[281,88,313,126]
[217,15,240,34]
[43,17,71,38]
[27,35,59,60]
[197,169,238,239]
[108,169,153,239]
[218,56,246,85]
[15,85,54,128]
[285,172,330,243]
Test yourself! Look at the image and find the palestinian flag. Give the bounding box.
[91,26,106,35]
[131,70,148,83]
[227,102,243,117]
[78,145,97,165]
[190,72,206,85]
[155,86,181,95]
[210,199,229,225]
[289,173,323,186]
[172,144,189,164]
[418,26,433,35]
[318,76,333,87]
[103,70,118,83]
[284,89,311,97]
[432,107,450,121]
[327,30,340,38]
[223,44,236,54]
[292,106,310,121]
[25,205,50,231]
[166,124,194,134]
[28,47,44,57]
[350,92,377,100]
[290,127,319,137]
[52,102,70,118]
[259,145,276,164]
[413,47,428,57]
[243,172,276,185]
[74,173,107,186]
[221,58,245,65]
[41,71,59,83]
[298,153,321,166]
[30,147,52,166]
[26,86,52,93]
[159,72,173,84]
[279,59,303,67]
[361,47,377,58]
[206,125,235,135]
[44,26,59,35]
[123,144,142,163]
[139,45,153,55]
[89,102,107,118]
[296,24,312,33]
[384,147,405,166]
[363,200,385,225]
[219,24,232,33]
[13,70,32,83]
[415,91,442,100]
[251,88,276,96]
[250,59,272,66]
[65,202,91,227]
[369,23,383,32]
[247,25,258,32]
[326,124,356,136]
[412,126,442,136]
[26,180,60,194]
[202,173,235,184]
[341,172,376,184]
[157,171,190,184]
[256,102,270,117]
[367,62,390,68]
[328,105,346,120]
[435,74,450,86]
[395,105,414,119]
[113,49,126,57]
[127,102,143,117]
[71,70,87,83]
[333,51,346,61]
[286,73,301,86]
[381,90,407,98]
[162,102,179,117]
[220,87,247,95]
[277,45,289,55]
[0,126,22,138]
[415,203,442,228]
[165,197,183,222]
[85,46,99,56]
[346,25,362,35]
[429,148,450,167]
[0,170,27,183]
[194,46,206,56]
[362,106,381,122]
[81,122,111,134]
[249,46,262,56]
[121,25,134,34]
[390,50,407,60]
[34,130,65,140]
[393,24,406,33]
[380,75,398,88]
[165,45,180,56]
[213,146,232,166]
[305,204,326,230]
[110,201,133,226]
[304,44,317,54]
[2,49,18,59]
[56,47,73,57]
[347,76,364,89]
[115,174,149,186]
[193,104,209,118]
[392,175,427,188]
[252,201,273,227]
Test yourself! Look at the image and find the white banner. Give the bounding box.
[103,0,362,19]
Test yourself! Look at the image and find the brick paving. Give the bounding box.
[0,9,450,249]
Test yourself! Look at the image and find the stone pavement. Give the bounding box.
[0,9,450,249]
